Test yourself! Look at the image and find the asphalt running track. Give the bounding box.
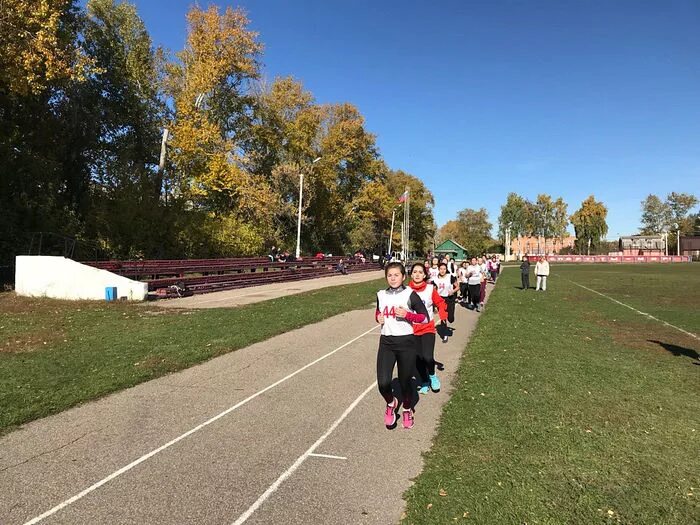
[0,293,488,524]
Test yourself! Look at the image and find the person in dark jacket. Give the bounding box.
[520,256,531,290]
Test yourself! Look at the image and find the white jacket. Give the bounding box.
[535,261,550,276]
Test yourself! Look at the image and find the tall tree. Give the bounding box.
[80,0,168,257]
[456,208,492,257]
[551,197,570,247]
[165,5,272,254]
[498,193,530,255]
[666,192,698,232]
[437,220,462,246]
[640,194,672,234]
[0,0,92,96]
[570,195,608,255]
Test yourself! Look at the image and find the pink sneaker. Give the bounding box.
[402,409,415,429]
[384,398,399,427]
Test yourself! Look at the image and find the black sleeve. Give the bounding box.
[408,291,430,317]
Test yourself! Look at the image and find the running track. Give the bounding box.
[0,300,484,524]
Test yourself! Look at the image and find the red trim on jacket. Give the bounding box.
[408,280,447,335]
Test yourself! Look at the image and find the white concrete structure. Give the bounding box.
[15,256,147,301]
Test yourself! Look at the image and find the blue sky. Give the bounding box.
[123,0,699,238]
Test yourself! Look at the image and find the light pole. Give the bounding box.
[387,205,401,257]
[676,224,681,256]
[296,157,322,259]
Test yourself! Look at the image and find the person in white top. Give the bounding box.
[535,256,550,291]
[375,262,430,429]
[466,257,482,312]
[444,254,457,276]
[457,260,469,304]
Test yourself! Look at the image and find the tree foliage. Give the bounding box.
[0,1,435,264]
[570,195,608,255]
[455,208,492,257]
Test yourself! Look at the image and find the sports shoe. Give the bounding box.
[418,383,429,395]
[384,398,399,427]
[429,374,441,392]
[402,409,415,429]
[442,335,448,343]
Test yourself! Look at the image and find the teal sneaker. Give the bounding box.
[429,374,441,392]
[418,383,429,395]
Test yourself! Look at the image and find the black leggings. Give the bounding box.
[468,284,481,308]
[444,295,456,323]
[459,283,468,301]
[416,333,436,383]
[377,335,417,408]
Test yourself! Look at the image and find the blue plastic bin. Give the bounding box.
[105,286,117,301]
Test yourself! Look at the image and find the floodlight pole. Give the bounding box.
[677,227,680,256]
[295,157,321,259]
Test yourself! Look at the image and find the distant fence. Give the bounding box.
[546,255,691,263]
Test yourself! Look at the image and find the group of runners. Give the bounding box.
[374,254,501,430]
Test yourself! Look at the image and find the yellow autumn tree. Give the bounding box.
[165,5,275,254]
[0,0,92,95]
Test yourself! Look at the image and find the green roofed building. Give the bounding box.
[435,239,468,261]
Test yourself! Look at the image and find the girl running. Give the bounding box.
[408,263,447,395]
[376,262,430,430]
[478,256,488,308]
[433,262,458,342]
[457,260,469,305]
[466,257,482,312]
[428,256,440,283]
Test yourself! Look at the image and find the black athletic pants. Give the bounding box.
[468,283,481,308]
[377,334,417,408]
[444,295,456,323]
[459,283,468,302]
[416,333,436,383]
[521,273,530,290]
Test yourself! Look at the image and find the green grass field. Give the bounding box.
[0,278,384,434]
[403,264,699,524]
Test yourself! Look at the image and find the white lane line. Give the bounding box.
[308,453,347,460]
[567,279,698,340]
[231,381,377,525]
[22,325,379,525]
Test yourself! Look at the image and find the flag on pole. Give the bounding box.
[398,190,408,203]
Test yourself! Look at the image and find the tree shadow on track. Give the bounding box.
[648,339,699,363]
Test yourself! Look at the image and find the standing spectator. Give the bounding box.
[520,256,531,290]
[535,256,550,291]
[268,246,277,261]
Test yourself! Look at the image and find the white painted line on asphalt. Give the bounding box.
[22,325,380,525]
[231,381,377,525]
[309,453,347,460]
[567,279,698,340]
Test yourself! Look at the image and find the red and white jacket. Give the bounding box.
[408,280,447,336]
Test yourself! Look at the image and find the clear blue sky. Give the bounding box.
[125,0,700,238]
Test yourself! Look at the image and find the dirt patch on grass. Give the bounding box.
[594,316,699,360]
[1,327,68,353]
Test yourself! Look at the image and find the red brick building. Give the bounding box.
[510,235,576,256]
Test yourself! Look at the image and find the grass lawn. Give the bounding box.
[0,278,384,434]
[403,264,699,524]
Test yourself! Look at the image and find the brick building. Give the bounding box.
[510,235,576,257]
